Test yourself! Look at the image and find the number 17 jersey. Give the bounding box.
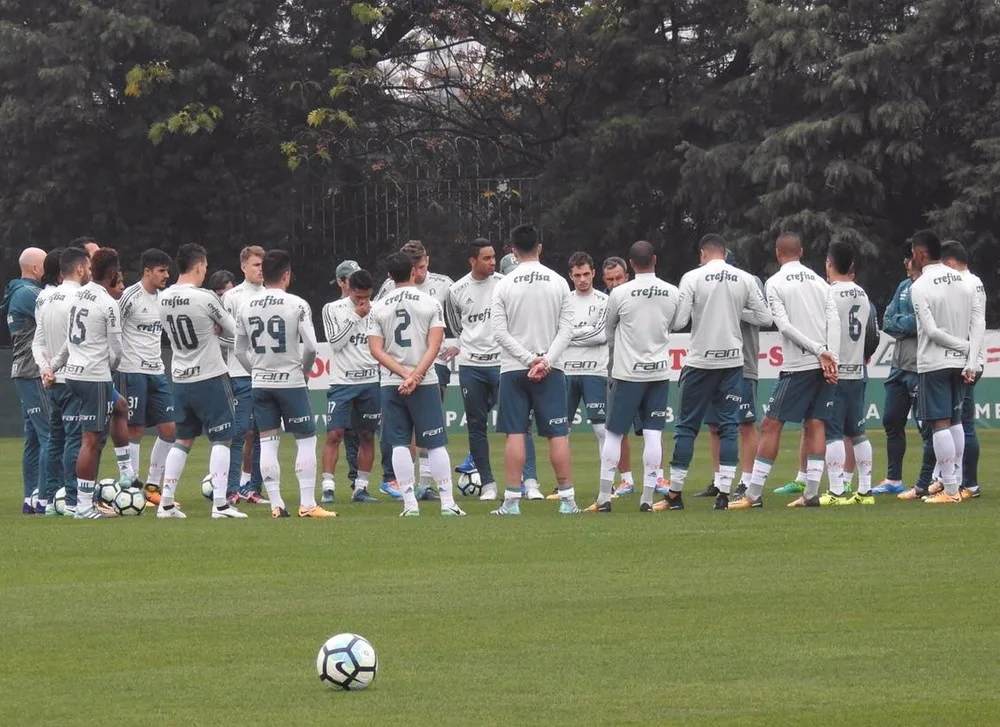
[368,287,445,388]
[159,283,233,383]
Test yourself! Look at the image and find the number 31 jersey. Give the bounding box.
[237,290,316,389]
[829,280,871,380]
[159,283,234,383]
[368,287,445,388]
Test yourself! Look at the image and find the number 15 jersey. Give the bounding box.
[368,286,445,388]
[159,283,235,383]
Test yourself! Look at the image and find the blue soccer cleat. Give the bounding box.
[455,453,477,475]
[380,481,402,499]
[871,480,906,495]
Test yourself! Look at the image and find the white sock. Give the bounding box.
[418,451,432,488]
[503,486,522,506]
[239,471,251,489]
[146,437,172,487]
[795,469,807,484]
[669,467,688,492]
[853,437,873,494]
[210,442,231,508]
[825,439,846,496]
[427,446,455,508]
[805,456,824,499]
[931,429,957,491]
[748,458,772,500]
[296,436,317,509]
[592,422,607,459]
[356,470,370,492]
[932,463,941,481]
[77,478,95,510]
[599,431,622,505]
[393,446,418,509]
[641,468,658,506]
[717,465,736,495]
[259,434,284,509]
[713,470,722,488]
[740,471,751,486]
[322,472,335,491]
[128,441,141,478]
[114,446,135,483]
[162,445,189,507]
[619,471,633,486]
[641,429,662,475]
[949,423,964,490]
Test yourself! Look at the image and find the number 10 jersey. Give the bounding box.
[159,283,234,383]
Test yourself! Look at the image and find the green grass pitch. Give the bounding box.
[1,430,999,726]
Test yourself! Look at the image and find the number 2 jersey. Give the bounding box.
[368,286,445,388]
[158,283,235,383]
[828,280,871,380]
[237,289,317,389]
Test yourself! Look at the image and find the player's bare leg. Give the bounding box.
[492,433,527,515]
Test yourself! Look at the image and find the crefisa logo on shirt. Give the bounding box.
[513,271,549,284]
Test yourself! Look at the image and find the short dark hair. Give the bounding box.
[91,248,120,283]
[348,269,373,291]
[467,238,493,260]
[940,240,968,265]
[510,224,538,253]
[603,256,627,274]
[68,236,98,248]
[629,240,655,268]
[902,241,913,260]
[699,233,726,251]
[176,243,207,274]
[140,248,172,273]
[827,241,855,276]
[42,248,64,286]
[568,251,594,270]
[400,240,427,262]
[909,229,940,260]
[263,249,292,284]
[386,252,413,283]
[206,270,235,293]
[59,247,88,275]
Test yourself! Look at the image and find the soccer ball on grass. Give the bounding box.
[113,487,146,516]
[96,479,121,506]
[201,474,214,500]
[457,471,482,497]
[54,487,67,515]
[316,633,378,691]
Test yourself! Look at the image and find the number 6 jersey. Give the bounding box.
[368,286,445,388]
[828,280,871,380]
[235,289,317,388]
[159,283,235,383]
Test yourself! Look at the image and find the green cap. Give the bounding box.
[332,260,361,284]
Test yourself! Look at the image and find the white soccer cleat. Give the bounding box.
[479,483,498,501]
[212,504,248,519]
[156,505,187,520]
[441,505,466,517]
[400,506,420,517]
[523,481,545,500]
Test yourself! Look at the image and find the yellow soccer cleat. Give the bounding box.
[299,505,339,518]
[819,492,847,507]
[583,501,612,513]
[924,492,961,504]
[837,492,874,505]
[728,496,762,510]
[545,488,561,501]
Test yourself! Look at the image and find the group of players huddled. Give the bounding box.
[2,223,984,519]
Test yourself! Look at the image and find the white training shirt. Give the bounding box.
[376,271,455,365]
[118,282,165,375]
[159,283,235,383]
[910,263,983,374]
[32,280,79,384]
[322,297,379,385]
[828,280,872,381]
[764,261,841,373]
[963,268,986,372]
[222,280,264,377]
[673,259,772,370]
[446,272,504,368]
[236,289,317,389]
[489,260,574,373]
[368,286,445,387]
[55,282,122,382]
[560,288,609,376]
[605,272,680,382]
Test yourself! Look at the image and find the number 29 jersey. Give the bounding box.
[368,287,445,388]
[159,283,234,383]
[237,290,316,389]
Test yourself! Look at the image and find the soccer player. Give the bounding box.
[490,224,577,515]
[34,247,91,515]
[157,243,246,519]
[3,247,48,514]
[940,240,984,499]
[375,240,455,498]
[664,235,771,511]
[321,267,381,504]
[234,249,334,518]
[601,256,638,496]
[818,242,877,505]
[319,259,365,503]
[117,249,176,504]
[446,238,511,501]
[46,248,126,519]
[694,250,767,500]
[907,231,983,504]
[562,252,610,457]
[368,252,464,517]
[591,241,678,513]
[207,270,235,297]
[736,233,840,510]
[221,246,267,504]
